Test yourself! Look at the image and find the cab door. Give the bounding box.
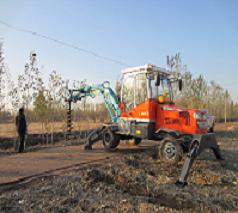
[120,72,148,116]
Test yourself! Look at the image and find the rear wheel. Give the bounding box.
[159,136,183,164]
[102,128,120,150]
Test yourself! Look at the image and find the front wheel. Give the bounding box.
[102,128,120,150]
[159,136,184,164]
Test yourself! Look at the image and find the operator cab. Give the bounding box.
[119,64,184,139]
[120,64,177,112]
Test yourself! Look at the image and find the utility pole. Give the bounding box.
[224,90,228,124]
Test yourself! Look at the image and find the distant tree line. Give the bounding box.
[0,41,237,131]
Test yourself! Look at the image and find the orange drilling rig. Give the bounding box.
[67,64,223,185]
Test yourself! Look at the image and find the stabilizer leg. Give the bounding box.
[196,133,224,160]
[84,127,104,150]
[176,141,199,186]
[176,133,224,186]
[212,148,224,160]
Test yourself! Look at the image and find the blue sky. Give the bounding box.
[0,0,238,101]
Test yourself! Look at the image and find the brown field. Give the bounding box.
[0,121,100,137]
[0,122,238,212]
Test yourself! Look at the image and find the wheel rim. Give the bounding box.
[104,132,111,145]
[163,142,178,161]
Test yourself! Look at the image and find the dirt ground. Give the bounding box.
[0,122,238,213]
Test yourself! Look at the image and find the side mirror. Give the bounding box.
[155,73,160,86]
[178,79,183,91]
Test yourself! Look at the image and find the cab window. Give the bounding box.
[135,73,147,106]
[122,74,135,111]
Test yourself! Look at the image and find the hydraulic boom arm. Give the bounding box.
[68,81,121,123]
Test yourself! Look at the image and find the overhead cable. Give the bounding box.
[0,20,129,67]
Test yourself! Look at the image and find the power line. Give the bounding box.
[0,20,130,67]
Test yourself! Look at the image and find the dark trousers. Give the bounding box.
[18,132,25,153]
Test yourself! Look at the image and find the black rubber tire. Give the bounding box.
[159,136,183,165]
[102,128,120,150]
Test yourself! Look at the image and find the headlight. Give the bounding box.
[194,111,207,120]
[194,112,202,119]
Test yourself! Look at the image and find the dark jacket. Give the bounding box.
[16,114,27,133]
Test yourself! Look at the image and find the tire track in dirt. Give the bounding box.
[0,142,158,192]
[0,158,111,193]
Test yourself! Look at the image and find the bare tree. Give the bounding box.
[0,41,7,111]
[17,51,43,113]
[45,70,69,141]
[0,41,15,113]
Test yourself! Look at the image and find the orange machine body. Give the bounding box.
[120,99,208,135]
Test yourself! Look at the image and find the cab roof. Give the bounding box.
[122,64,171,76]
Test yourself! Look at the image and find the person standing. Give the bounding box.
[15,108,27,153]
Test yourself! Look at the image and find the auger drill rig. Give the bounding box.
[67,64,223,185]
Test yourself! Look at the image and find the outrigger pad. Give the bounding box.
[176,133,224,186]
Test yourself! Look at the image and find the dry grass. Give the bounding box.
[215,122,238,131]
[0,121,100,137]
[1,121,237,138]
